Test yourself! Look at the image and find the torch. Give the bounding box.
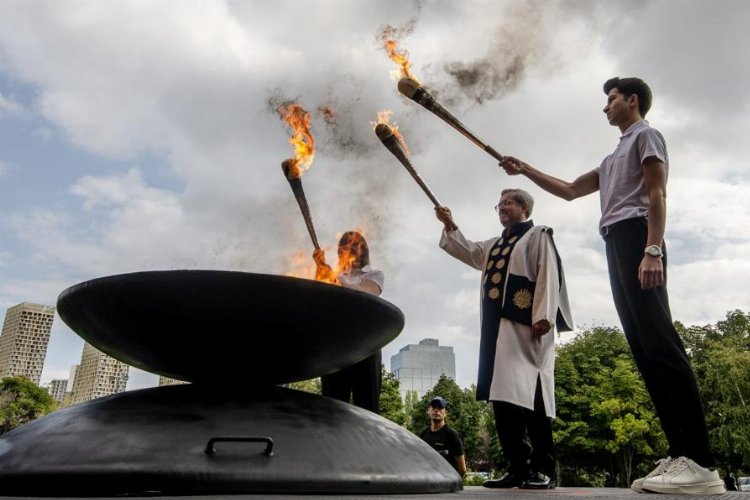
[281,159,320,250]
[398,77,504,162]
[375,123,457,231]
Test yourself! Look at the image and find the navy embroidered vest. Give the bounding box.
[475,220,533,401]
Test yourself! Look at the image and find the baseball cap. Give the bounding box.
[429,396,448,409]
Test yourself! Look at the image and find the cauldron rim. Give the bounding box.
[56,270,404,384]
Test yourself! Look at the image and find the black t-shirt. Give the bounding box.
[420,425,465,470]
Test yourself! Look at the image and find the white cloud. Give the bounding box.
[0,0,747,392]
[0,92,22,116]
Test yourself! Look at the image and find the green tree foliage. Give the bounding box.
[403,389,419,428]
[285,377,321,394]
[0,376,58,435]
[677,310,750,479]
[554,326,665,487]
[379,366,407,426]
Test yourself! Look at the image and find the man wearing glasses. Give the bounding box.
[435,189,573,489]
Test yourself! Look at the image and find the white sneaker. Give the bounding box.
[631,457,674,493]
[641,456,726,495]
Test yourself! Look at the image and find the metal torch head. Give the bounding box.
[281,159,301,181]
[374,123,394,141]
[397,77,421,99]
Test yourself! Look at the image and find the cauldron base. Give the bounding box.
[0,385,462,496]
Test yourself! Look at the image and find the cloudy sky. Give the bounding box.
[1,0,748,391]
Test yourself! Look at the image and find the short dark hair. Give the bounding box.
[603,77,652,117]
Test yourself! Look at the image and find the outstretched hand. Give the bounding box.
[499,156,526,176]
[312,249,327,267]
[435,206,458,232]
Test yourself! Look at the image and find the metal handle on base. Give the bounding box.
[204,436,274,457]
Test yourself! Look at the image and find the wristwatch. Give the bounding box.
[644,245,663,258]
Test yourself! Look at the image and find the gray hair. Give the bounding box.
[501,188,534,217]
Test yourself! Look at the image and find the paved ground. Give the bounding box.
[1,487,747,499]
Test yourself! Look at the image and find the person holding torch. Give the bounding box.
[435,189,573,489]
[498,77,723,495]
[313,231,384,413]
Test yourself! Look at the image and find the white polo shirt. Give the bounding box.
[595,119,669,231]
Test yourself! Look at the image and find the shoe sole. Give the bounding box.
[631,479,645,493]
[642,480,726,495]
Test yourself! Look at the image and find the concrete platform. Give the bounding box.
[1,487,747,499]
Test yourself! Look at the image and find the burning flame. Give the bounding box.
[373,110,410,156]
[284,229,368,286]
[378,24,418,82]
[383,39,416,81]
[278,103,315,178]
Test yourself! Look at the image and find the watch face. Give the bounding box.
[646,246,661,257]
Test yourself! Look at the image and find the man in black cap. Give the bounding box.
[419,396,467,477]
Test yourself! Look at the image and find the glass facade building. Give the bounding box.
[390,338,456,400]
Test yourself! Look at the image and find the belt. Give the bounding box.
[600,216,647,238]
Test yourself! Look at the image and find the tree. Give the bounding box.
[380,366,406,426]
[554,326,665,487]
[0,376,58,435]
[285,377,321,394]
[677,310,750,479]
[403,389,419,428]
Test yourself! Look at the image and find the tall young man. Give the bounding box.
[499,77,724,495]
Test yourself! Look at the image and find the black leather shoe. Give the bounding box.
[521,471,556,489]
[483,471,527,489]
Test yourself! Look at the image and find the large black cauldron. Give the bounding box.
[0,271,462,496]
[55,270,405,384]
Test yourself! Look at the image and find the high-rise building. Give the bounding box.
[0,302,55,385]
[47,379,68,402]
[390,338,456,400]
[69,343,129,404]
[158,376,188,386]
[61,364,79,407]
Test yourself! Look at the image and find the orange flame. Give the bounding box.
[384,39,415,81]
[378,24,418,82]
[284,250,316,279]
[373,109,410,157]
[284,229,368,285]
[278,103,315,177]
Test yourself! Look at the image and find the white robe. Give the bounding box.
[439,225,573,417]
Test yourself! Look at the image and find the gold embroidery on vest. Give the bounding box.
[512,289,533,309]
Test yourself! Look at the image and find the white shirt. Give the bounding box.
[595,119,669,230]
[338,265,384,296]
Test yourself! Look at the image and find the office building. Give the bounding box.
[158,376,188,386]
[69,343,129,403]
[47,379,68,402]
[390,338,456,399]
[0,302,55,385]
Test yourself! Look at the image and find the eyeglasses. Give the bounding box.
[494,200,516,212]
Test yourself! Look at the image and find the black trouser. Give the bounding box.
[604,217,713,467]
[321,351,381,414]
[493,377,555,477]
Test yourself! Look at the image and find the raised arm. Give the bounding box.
[499,156,599,201]
[435,206,488,271]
